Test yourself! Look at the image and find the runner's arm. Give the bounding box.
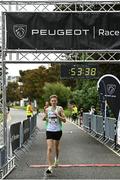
[56,108,66,123]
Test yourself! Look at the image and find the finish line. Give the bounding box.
[30,164,120,168]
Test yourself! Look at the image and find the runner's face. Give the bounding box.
[50,98,57,107]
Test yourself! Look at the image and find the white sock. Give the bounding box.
[48,166,52,170]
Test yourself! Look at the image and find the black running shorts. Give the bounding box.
[46,131,62,140]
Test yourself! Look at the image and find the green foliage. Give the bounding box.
[19,65,61,105]
[7,82,21,103]
[43,82,72,108]
[64,109,72,117]
[19,66,47,102]
[72,80,99,111]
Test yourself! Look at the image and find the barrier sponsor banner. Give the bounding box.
[10,122,21,152]
[23,119,30,143]
[6,12,120,50]
[97,74,120,145]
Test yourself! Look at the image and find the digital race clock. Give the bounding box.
[60,63,98,79]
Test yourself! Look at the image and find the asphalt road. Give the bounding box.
[6,113,120,179]
[7,108,27,127]
[0,108,26,146]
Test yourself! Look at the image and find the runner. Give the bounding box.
[43,95,66,174]
[44,101,49,112]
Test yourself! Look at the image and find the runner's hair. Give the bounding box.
[50,95,58,100]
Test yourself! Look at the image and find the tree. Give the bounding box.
[19,66,47,104]
[7,82,21,103]
[19,64,76,106]
[43,82,72,108]
[72,80,99,111]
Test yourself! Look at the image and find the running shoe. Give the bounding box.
[46,167,52,174]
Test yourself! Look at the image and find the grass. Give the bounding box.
[12,105,26,111]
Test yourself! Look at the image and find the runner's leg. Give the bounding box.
[47,139,54,167]
[54,140,60,159]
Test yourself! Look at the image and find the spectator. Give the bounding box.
[89,106,97,115]
[71,104,78,123]
[26,101,33,119]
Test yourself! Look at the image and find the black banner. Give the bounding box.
[98,75,120,119]
[23,119,30,143]
[6,12,120,50]
[10,122,21,152]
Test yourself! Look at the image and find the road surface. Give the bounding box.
[7,108,27,127]
[6,113,120,179]
[0,108,26,145]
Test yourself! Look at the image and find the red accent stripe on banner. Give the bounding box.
[30,164,120,168]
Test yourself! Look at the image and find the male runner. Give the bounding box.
[43,95,66,174]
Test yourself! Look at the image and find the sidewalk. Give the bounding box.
[7,114,120,179]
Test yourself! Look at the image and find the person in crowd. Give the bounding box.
[71,103,78,123]
[44,101,49,112]
[26,101,33,119]
[89,106,97,115]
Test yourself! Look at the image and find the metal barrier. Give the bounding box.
[9,122,21,153]
[0,146,7,168]
[23,119,30,144]
[83,113,115,141]
[105,118,115,141]
[30,114,37,136]
[83,113,90,129]
[0,156,15,179]
[8,114,37,156]
[95,115,103,135]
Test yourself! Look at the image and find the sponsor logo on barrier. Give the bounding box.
[11,135,20,142]
[13,24,27,39]
[24,128,29,134]
[107,84,116,95]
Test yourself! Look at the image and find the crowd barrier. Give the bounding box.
[9,114,37,154]
[10,122,21,152]
[0,114,37,179]
[0,146,7,168]
[83,113,115,141]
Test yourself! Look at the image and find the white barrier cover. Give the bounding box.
[117,111,120,145]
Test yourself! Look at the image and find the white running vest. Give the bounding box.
[46,106,62,132]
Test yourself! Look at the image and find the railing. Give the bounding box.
[0,114,38,179]
[9,114,37,155]
[70,112,120,154]
[83,113,115,141]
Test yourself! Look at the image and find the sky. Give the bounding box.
[7,64,46,76]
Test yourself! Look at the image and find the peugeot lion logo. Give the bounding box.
[13,24,27,39]
[107,84,116,95]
